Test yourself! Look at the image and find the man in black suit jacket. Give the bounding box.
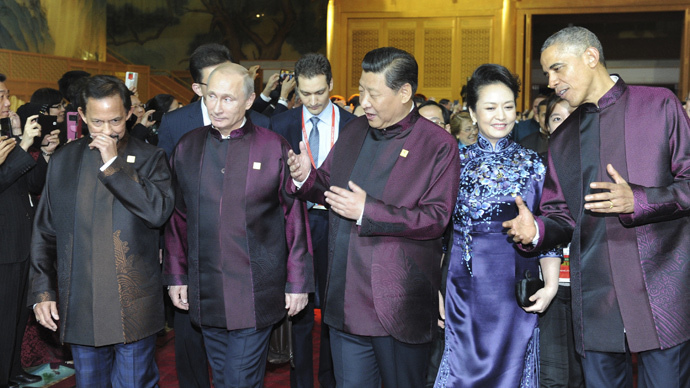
[0,73,59,388]
[271,53,355,388]
[157,43,270,388]
[158,44,270,158]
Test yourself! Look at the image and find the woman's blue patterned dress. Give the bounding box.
[435,134,559,388]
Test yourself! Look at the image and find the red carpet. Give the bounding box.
[49,311,322,388]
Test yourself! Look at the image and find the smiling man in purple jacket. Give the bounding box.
[287,47,460,388]
[504,26,690,388]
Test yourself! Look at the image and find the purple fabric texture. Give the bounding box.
[528,78,690,353]
[289,112,461,344]
[164,121,313,331]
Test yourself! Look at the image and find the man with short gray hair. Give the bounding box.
[164,64,313,387]
[504,26,690,387]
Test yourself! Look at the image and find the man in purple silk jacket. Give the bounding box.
[164,64,313,388]
[287,47,460,388]
[503,27,690,387]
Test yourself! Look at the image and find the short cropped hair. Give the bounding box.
[189,43,233,84]
[541,26,606,67]
[361,47,418,95]
[0,73,6,82]
[465,64,520,113]
[418,100,450,125]
[78,75,131,114]
[208,64,254,100]
[295,53,332,86]
[58,70,90,102]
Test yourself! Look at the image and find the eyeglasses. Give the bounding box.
[50,102,67,110]
[197,82,208,86]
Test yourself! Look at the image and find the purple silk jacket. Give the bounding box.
[528,78,690,354]
[289,113,461,344]
[164,122,314,330]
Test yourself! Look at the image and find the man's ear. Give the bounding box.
[583,47,600,69]
[192,83,203,97]
[245,92,256,111]
[399,83,413,104]
[328,78,334,92]
[77,107,87,124]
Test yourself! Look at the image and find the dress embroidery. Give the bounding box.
[453,135,546,275]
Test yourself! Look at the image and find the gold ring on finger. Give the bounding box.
[608,200,614,209]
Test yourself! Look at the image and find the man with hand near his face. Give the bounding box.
[30,75,174,388]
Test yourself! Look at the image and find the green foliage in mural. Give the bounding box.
[0,0,54,53]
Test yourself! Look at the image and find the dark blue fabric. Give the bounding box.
[173,310,210,388]
[330,328,430,388]
[70,334,159,388]
[201,326,272,388]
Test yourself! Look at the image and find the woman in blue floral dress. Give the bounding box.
[435,64,561,388]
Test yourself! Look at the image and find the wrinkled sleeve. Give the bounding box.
[163,150,189,286]
[98,147,174,228]
[280,142,315,294]
[358,139,461,240]
[29,162,58,305]
[619,98,690,227]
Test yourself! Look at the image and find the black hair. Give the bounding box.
[538,99,548,109]
[146,94,176,124]
[189,43,233,84]
[544,92,567,131]
[294,53,332,86]
[78,75,131,114]
[418,100,450,125]
[439,98,450,106]
[348,95,360,108]
[361,47,418,94]
[58,70,90,102]
[0,73,6,82]
[30,88,63,107]
[466,64,520,113]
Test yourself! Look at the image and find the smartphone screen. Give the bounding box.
[66,112,82,141]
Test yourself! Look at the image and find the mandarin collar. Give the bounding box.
[370,108,419,140]
[476,133,511,153]
[209,117,252,140]
[597,75,626,111]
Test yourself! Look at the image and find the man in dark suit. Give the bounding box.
[158,43,270,157]
[156,43,270,388]
[287,47,460,388]
[271,53,355,388]
[0,73,59,388]
[165,63,313,388]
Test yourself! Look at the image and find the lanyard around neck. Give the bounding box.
[301,104,336,169]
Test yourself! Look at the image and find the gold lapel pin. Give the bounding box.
[126,155,136,163]
[400,149,409,158]
[253,162,262,170]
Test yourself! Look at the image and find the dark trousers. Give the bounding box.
[330,328,431,388]
[0,260,31,386]
[70,334,159,388]
[173,309,211,388]
[582,339,690,388]
[290,209,335,388]
[201,326,272,388]
[538,286,584,387]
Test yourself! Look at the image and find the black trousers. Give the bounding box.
[0,260,31,386]
[582,339,690,388]
[290,209,335,388]
[538,286,584,388]
[330,328,431,388]
[173,309,211,388]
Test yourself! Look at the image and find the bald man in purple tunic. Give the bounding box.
[503,26,690,387]
[164,64,313,388]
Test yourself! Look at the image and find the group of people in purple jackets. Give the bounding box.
[12,23,688,388]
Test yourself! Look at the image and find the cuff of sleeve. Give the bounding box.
[531,219,540,246]
[261,93,271,102]
[100,156,117,171]
[278,98,289,107]
[619,183,646,226]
